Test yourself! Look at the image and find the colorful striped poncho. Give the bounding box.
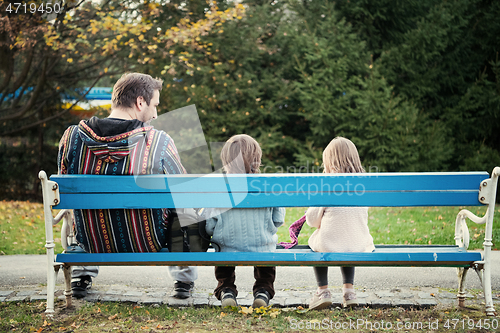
[58,117,186,253]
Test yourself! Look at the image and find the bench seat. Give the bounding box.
[57,245,482,267]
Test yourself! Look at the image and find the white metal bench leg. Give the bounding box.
[46,260,58,317]
[483,243,496,316]
[457,267,469,308]
[63,264,72,309]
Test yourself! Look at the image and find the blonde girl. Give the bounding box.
[307,137,375,310]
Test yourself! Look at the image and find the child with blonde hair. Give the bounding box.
[307,137,375,310]
[205,134,285,307]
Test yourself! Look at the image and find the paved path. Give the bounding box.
[1,253,499,309]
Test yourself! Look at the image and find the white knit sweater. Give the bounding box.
[306,206,375,253]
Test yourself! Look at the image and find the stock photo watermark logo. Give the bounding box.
[133,105,370,226]
[249,178,366,199]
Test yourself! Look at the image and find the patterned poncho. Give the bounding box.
[58,117,186,253]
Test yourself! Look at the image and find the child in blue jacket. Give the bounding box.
[205,134,285,307]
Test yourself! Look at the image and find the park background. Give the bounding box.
[1,0,499,201]
[1,3,500,331]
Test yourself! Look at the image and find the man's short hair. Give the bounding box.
[112,73,163,109]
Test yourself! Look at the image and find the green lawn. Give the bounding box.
[367,206,499,249]
[0,201,499,255]
[279,206,500,250]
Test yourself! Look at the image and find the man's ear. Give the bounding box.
[136,96,145,111]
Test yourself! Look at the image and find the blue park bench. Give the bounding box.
[39,168,499,316]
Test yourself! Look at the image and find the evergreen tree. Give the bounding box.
[337,0,500,171]
[159,0,452,171]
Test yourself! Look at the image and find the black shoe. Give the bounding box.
[221,288,237,307]
[253,289,270,308]
[71,275,92,299]
[173,281,194,299]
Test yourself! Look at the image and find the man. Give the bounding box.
[58,73,197,299]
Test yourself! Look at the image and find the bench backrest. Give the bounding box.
[50,172,489,209]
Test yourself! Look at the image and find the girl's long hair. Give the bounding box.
[221,134,262,174]
[323,137,365,174]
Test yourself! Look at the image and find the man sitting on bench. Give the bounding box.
[57,72,197,299]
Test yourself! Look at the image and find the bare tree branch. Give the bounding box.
[0,16,14,93]
[10,47,34,94]
[0,57,47,121]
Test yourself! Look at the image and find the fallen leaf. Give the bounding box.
[108,314,118,320]
[239,306,253,315]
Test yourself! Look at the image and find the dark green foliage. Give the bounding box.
[339,0,500,172]
[161,1,300,170]
[160,0,458,172]
[0,142,58,200]
[288,1,451,171]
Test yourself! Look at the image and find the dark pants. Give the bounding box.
[214,266,276,300]
[313,266,355,286]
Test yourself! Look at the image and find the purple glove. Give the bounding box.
[278,214,306,249]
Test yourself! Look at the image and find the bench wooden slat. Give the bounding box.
[50,172,488,209]
[55,247,481,267]
[55,191,483,209]
[51,172,488,193]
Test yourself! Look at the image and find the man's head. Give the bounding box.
[111,73,163,123]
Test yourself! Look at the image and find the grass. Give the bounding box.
[0,201,499,255]
[279,205,500,250]
[1,298,499,332]
[0,200,64,255]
